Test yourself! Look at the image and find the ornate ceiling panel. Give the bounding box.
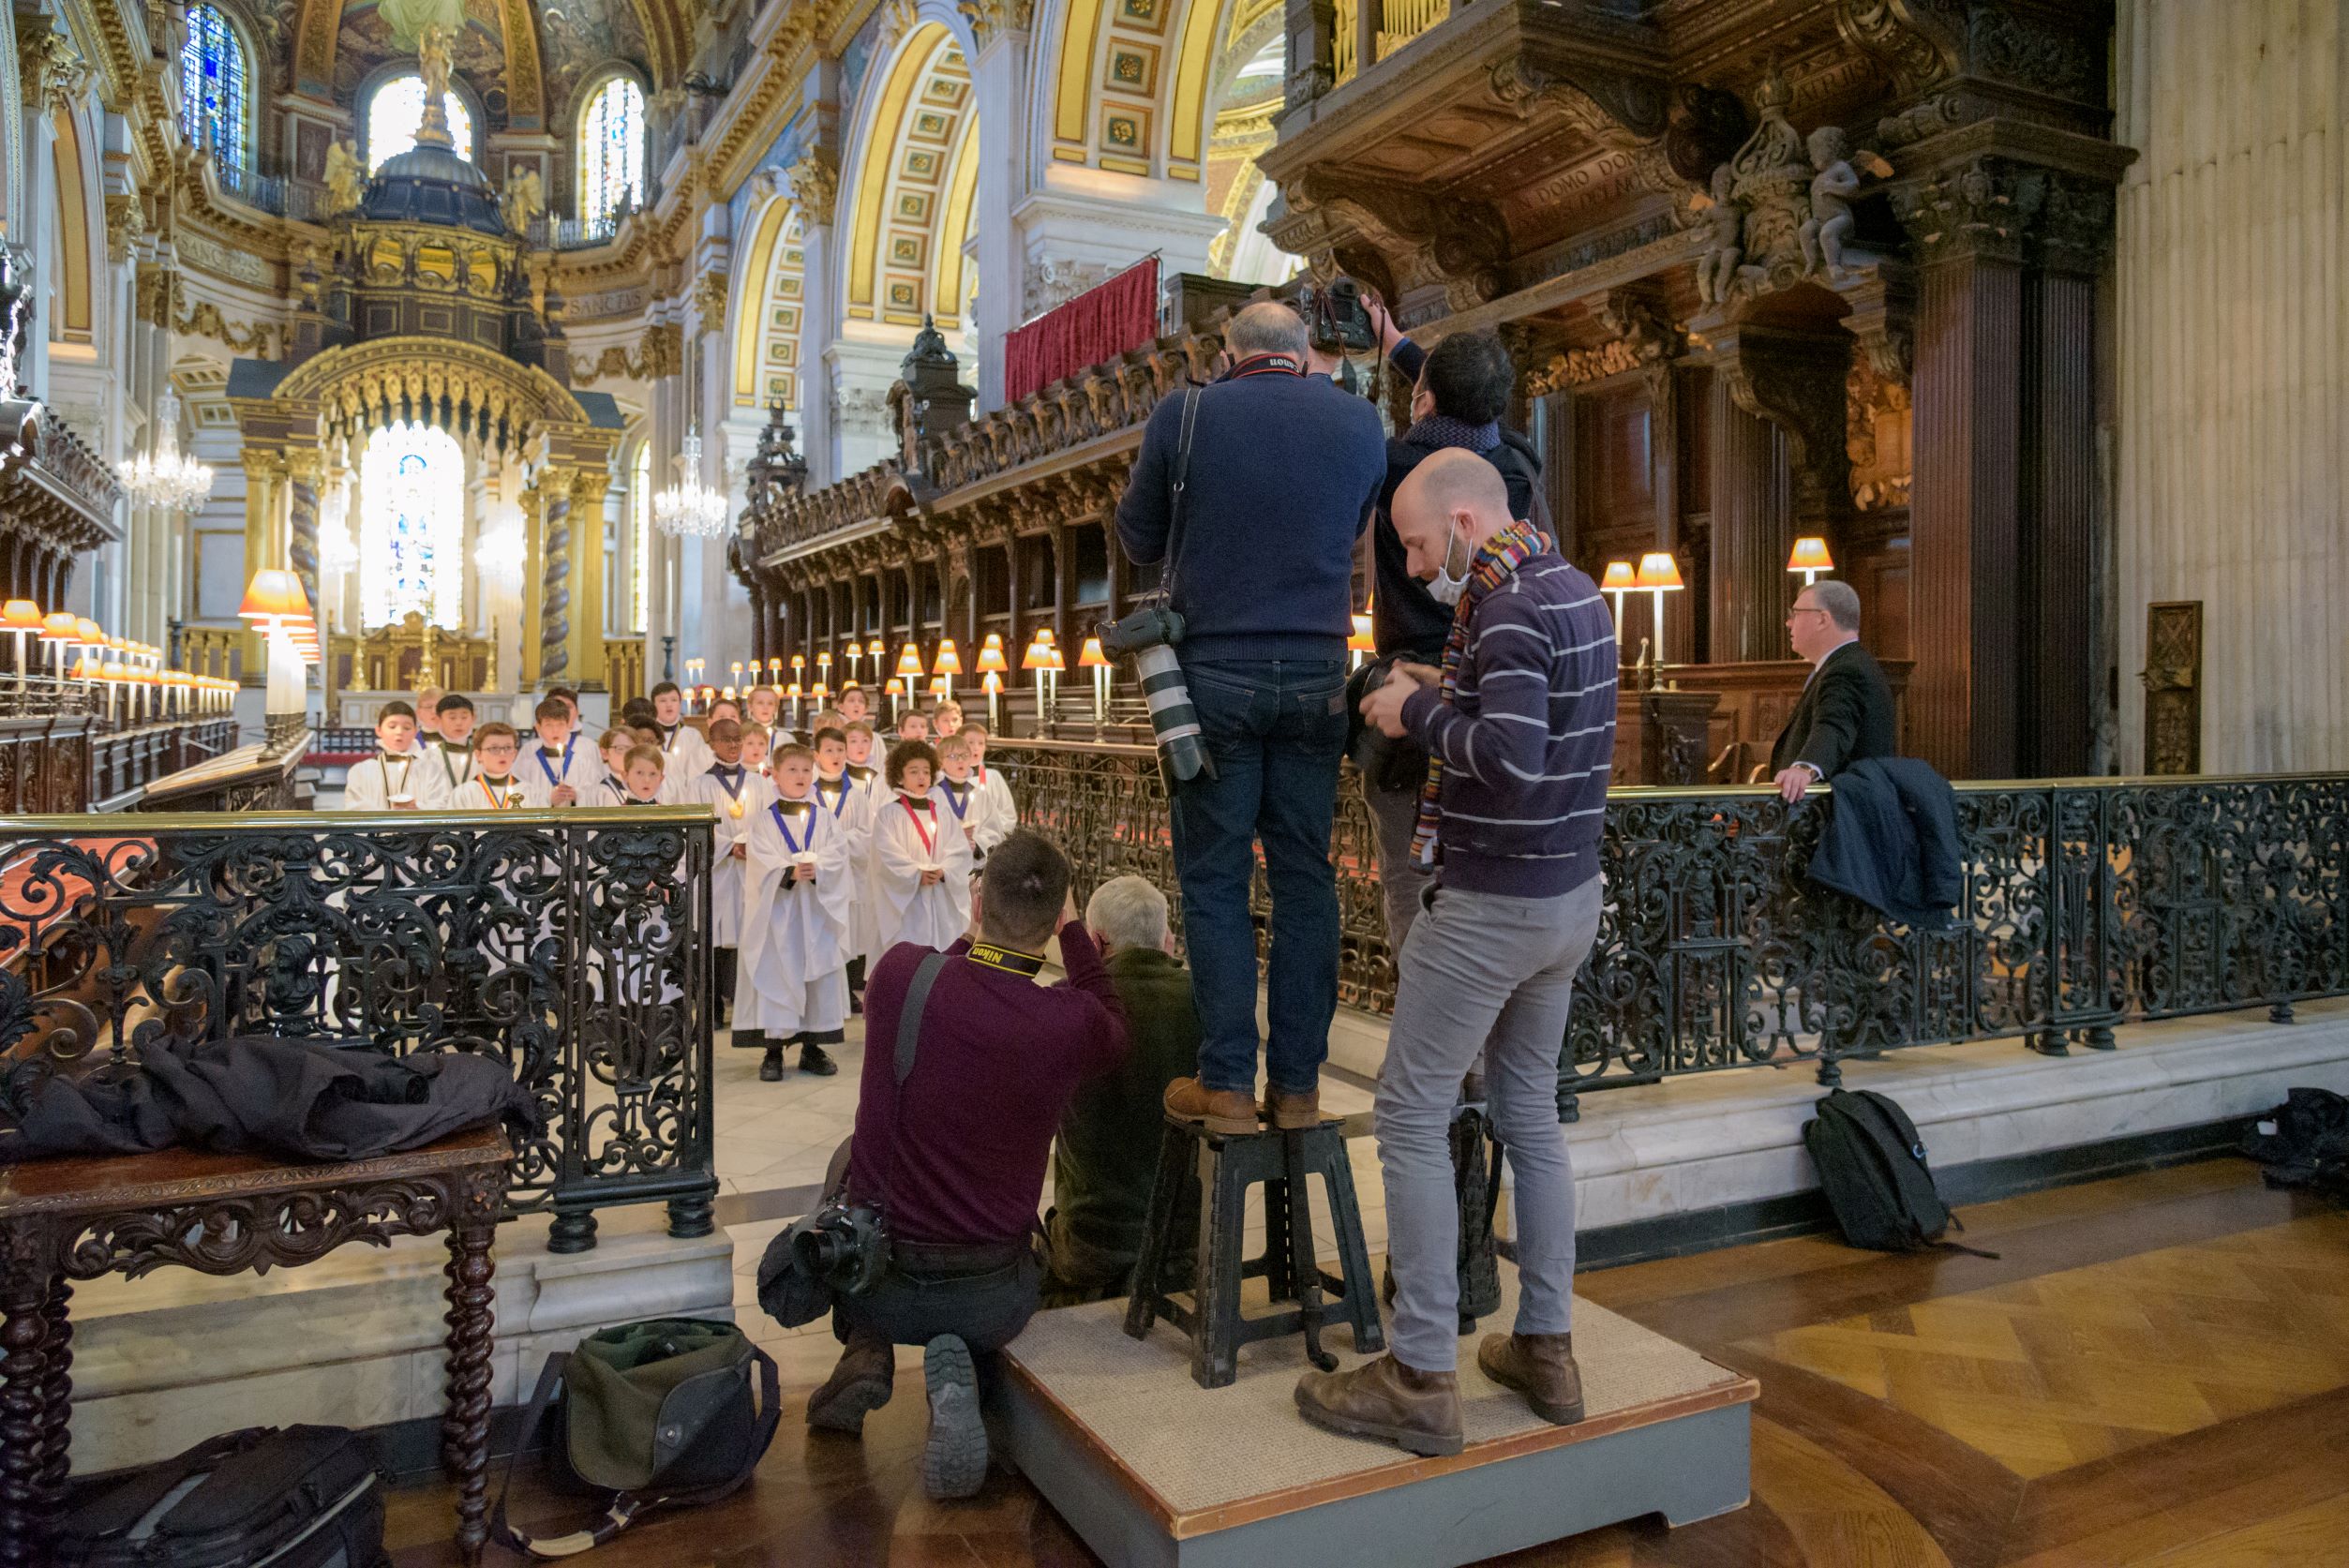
[286,0,681,124]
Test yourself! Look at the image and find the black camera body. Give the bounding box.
[1299,276,1376,355]
[758,1197,890,1327]
[1099,602,1183,659]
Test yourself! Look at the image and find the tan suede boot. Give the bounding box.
[807,1333,895,1434]
[1264,1085,1323,1130]
[1477,1331,1585,1425]
[1294,1354,1464,1456]
[1164,1077,1259,1136]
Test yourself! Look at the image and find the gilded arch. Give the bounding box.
[732,197,807,411]
[842,22,977,330]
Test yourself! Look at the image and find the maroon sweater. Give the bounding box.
[848,927,1130,1246]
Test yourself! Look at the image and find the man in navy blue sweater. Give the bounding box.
[1295,450,1616,1457]
[1115,301,1387,1132]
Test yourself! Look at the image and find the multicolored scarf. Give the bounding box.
[1412,520,1551,869]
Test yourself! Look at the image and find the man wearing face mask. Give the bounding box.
[1115,300,1387,1135]
[1358,321,1548,951]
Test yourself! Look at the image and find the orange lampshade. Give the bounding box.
[885,677,904,694]
[40,612,78,641]
[816,650,832,667]
[1079,635,1111,668]
[789,653,804,671]
[1347,614,1374,653]
[934,638,963,676]
[1600,560,1638,592]
[74,617,102,644]
[929,677,948,696]
[813,682,829,700]
[865,637,885,657]
[1786,536,1834,574]
[1041,645,1066,672]
[976,633,1009,674]
[785,681,800,697]
[1635,552,1684,591]
[3,600,40,629]
[894,642,924,679]
[237,569,311,623]
[1038,628,1056,645]
[1021,635,1053,670]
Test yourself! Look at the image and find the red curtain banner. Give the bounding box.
[1001,258,1160,406]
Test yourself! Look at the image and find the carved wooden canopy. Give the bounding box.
[255,336,602,457]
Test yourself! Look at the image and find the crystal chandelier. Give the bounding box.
[119,389,215,513]
[319,480,358,574]
[652,430,730,539]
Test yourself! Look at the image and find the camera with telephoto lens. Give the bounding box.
[1099,603,1215,785]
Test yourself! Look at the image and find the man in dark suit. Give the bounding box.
[1772,579,1896,802]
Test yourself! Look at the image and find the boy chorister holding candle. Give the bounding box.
[465,724,526,811]
[692,719,772,1028]
[649,681,712,778]
[745,685,791,753]
[591,728,636,805]
[868,739,975,960]
[344,701,435,810]
[426,695,479,799]
[738,742,850,1081]
[517,697,591,809]
[957,719,1018,853]
[740,725,773,778]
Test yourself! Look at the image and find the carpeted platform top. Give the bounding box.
[1003,1263,1754,1528]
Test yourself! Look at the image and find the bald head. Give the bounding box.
[1391,448,1517,585]
[1225,301,1309,360]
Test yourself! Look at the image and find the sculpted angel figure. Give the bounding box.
[502,166,546,233]
[1800,127,1894,279]
[323,138,364,214]
[1691,165,1742,305]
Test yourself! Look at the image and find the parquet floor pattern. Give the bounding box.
[386,1158,2349,1565]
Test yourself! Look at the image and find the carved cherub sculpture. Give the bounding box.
[1691,165,1742,305]
[502,166,546,234]
[323,138,364,214]
[1800,127,1893,280]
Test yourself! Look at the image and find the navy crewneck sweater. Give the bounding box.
[1114,366,1387,662]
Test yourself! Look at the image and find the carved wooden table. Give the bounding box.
[0,1125,511,1567]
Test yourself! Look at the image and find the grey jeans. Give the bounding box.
[1362,766,1433,953]
[1376,875,1604,1372]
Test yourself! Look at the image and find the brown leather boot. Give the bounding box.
[1294,1354,1464,1456]
[807,1334,895,1434]
[1264,1084,1322,1130]
[1478,1332,1585,1425]
[1164,1077,1259,1136]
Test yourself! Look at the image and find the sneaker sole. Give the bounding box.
[1292,1387,1464,1456]
[923,1336,989,1499]
[805,1370,891,1435]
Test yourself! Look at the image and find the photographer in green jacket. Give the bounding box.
[1042,875,1203,1306]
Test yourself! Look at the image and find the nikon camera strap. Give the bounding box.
[1152,387,1202,610]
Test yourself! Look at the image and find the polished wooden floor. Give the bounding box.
[386,1158,2349,1566]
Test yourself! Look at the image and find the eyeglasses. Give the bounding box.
[1788,605,1831,620]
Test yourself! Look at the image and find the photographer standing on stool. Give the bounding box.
[800,829,1128,1499]
[1295,450,1615,1457]
[1114,300,1386,1133]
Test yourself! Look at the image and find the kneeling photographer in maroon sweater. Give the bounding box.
[790,829,1128,1500]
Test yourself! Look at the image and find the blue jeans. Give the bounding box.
[1169,658,1349,1096]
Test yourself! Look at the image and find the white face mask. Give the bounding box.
[1427,526,1473,605]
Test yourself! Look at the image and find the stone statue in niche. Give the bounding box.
[501,167,546,233]
[1691,166,1743,305]
[1800,127,1893,280]
[324,139,365,214]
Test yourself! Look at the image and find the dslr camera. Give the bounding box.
[1098,603,1215,785]
[1297,276,1377,355]
[756,1197,890,1327]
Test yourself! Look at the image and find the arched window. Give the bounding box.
[577,77,646,231]
[180,6,248,162]
[360,423,466,628]
[630,442,652,634]
[366,74,477,172]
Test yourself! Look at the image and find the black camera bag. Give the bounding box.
[53,1425,386,1568]
[757,949,953,1327]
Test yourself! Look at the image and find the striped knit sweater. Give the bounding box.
[1397,551,1617,898]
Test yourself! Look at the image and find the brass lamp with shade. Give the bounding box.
[1600,560,1638,630]
[3,600,40,689]
[1636,552,1683,663]
[934,637,962,703]
[1786,536,1834,588]
[1079,635,1112,723]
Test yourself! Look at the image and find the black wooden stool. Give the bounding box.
[1380,1102,1504,1334]
[1124,1113,1384,1389]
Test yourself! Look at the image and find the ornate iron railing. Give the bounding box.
[994,739,2349,1114]
[0,809,716,1249]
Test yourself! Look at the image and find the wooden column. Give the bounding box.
[1704,372,1792,665]
[2025,199,2110,778]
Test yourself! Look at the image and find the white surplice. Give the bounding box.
[868,791,976,959]
[737,795,853,1036]
[688,762,775,948]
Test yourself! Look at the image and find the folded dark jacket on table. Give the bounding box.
[2,1033,538,1165]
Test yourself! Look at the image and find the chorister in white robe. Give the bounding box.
[969,763,1018,852]
[422,741,476,802]
[689,762,775,948]
[516,741,592,809]
[342,753,441,811]
[456,774,528,814]
[821,769,881,963]
[868,791,976,960]
[653,722,711,780]
[590,772,631,806]
[737,796,854,1035]
[932,777,987,878]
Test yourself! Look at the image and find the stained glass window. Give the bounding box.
[579,77,647,231]
[366,74,477,172]
[179,7,248,163]
[631,442,651,634]
[360,423,466,628]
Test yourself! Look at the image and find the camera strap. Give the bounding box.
[1154,386,1202,610]
[871,948,954,1225]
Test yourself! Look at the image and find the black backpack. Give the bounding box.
[1803,1089,1997,1258]
[54,1425,386,1568]
[2242,1087,2349,1198]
